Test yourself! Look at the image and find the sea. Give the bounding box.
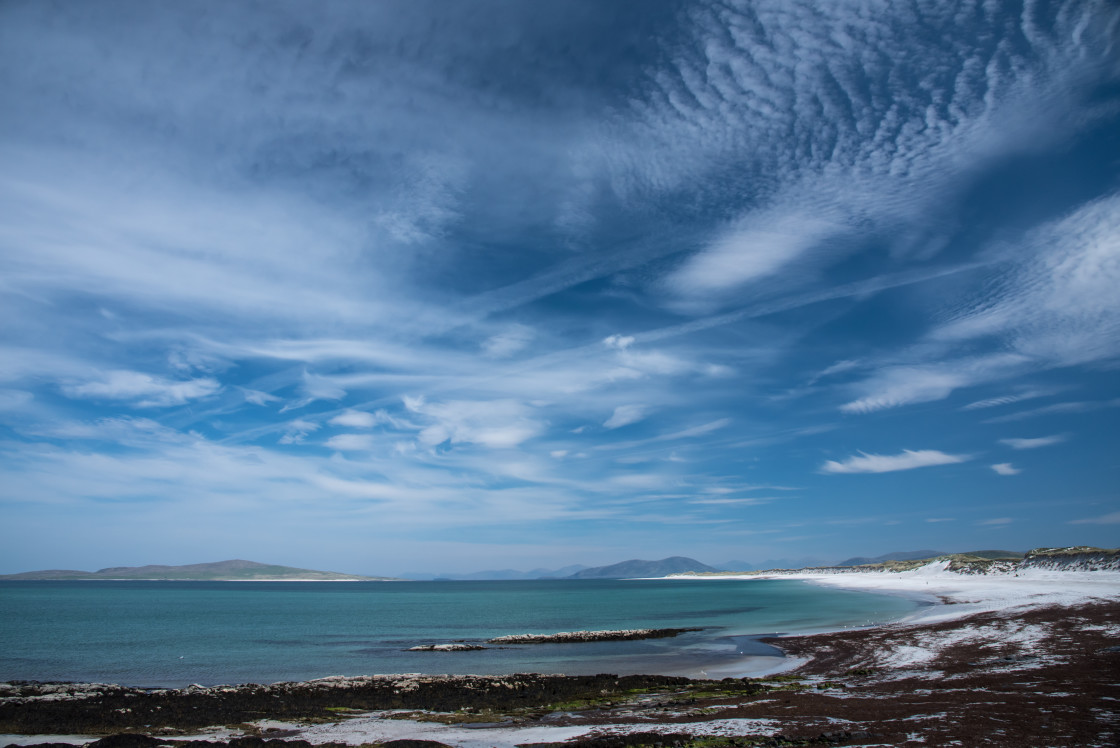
[0,578,920,687]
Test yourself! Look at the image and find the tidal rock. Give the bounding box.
[488,628,701,644]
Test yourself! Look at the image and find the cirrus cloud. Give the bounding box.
[821,449,971,475]
[62,370,220,408]
[604,404,648,430]
[998,435,1067,450]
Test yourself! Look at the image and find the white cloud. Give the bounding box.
[998,435,1067,450]
[300,371,347,402]
[330,410,379,429]
[924,518,955,523]
[808,359,861,385]
[482,325,534,358]
[603,334,635,350]
[1069,511,1120,525]
[280,371,350,412]
[596,418,732,452]
[597,0,1119,313]
[840,355,1025,414]
[978,517,1014,525]
[603,404,648,430]
[0,150,399,331]
[984,399,1120,423]
[23,416,190,446]
[0,389,34,411]
[279,419,319,445]
[668,209,836,298]
[990,463,1021,476]
[821,449,970,474]
[324,433,376,451]
[372,152,465,245]
[406,398,543,449]
[549,450,568,459]
[841,196,1120,414]
[62,370,220,407]
[240,387,280,406]
[961,389,1057,410]
[934,195,1120,368]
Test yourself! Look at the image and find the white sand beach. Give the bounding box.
[697,561,1120,624]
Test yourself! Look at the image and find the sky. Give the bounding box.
[1,0,1118,577]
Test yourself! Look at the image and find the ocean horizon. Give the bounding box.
[0,578,920,687]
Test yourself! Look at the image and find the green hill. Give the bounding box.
[0,559,398,581]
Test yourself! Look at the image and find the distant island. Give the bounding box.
[565,556,719,579]
[0,559,400,582]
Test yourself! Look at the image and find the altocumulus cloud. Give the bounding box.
[990,463,1021,476]
[821,450,970,475]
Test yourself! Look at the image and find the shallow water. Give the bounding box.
[0,578,917,686]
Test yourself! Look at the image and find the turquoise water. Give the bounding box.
[0,579,918,687]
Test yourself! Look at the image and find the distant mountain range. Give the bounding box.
[3,550,1041,582]
[0,559,397,582]
[566,556,719,579]
[403,565,589,581]
[718,557,831,572]
[836,550,949,567]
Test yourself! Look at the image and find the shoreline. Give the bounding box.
[630,562,1120,679]
[3,567,1118,746]
[681,561,1120,625]
[3,598,1118,746]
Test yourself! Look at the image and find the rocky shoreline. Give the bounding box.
[3,602,1117,747]
[487,628,703,644]
[403,628,703,652]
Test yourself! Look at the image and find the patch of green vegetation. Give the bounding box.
[323,706,364,713]
[965,549,1024,560]
[814,681,846,690]
[669,677,807,701]
[545,696,617,711]
[1027,546,1117,558]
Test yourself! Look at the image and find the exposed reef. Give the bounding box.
[487,628,702,644]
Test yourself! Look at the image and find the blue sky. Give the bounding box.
[1,0,1118,576]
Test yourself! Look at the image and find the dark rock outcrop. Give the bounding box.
[0,674,692,735]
